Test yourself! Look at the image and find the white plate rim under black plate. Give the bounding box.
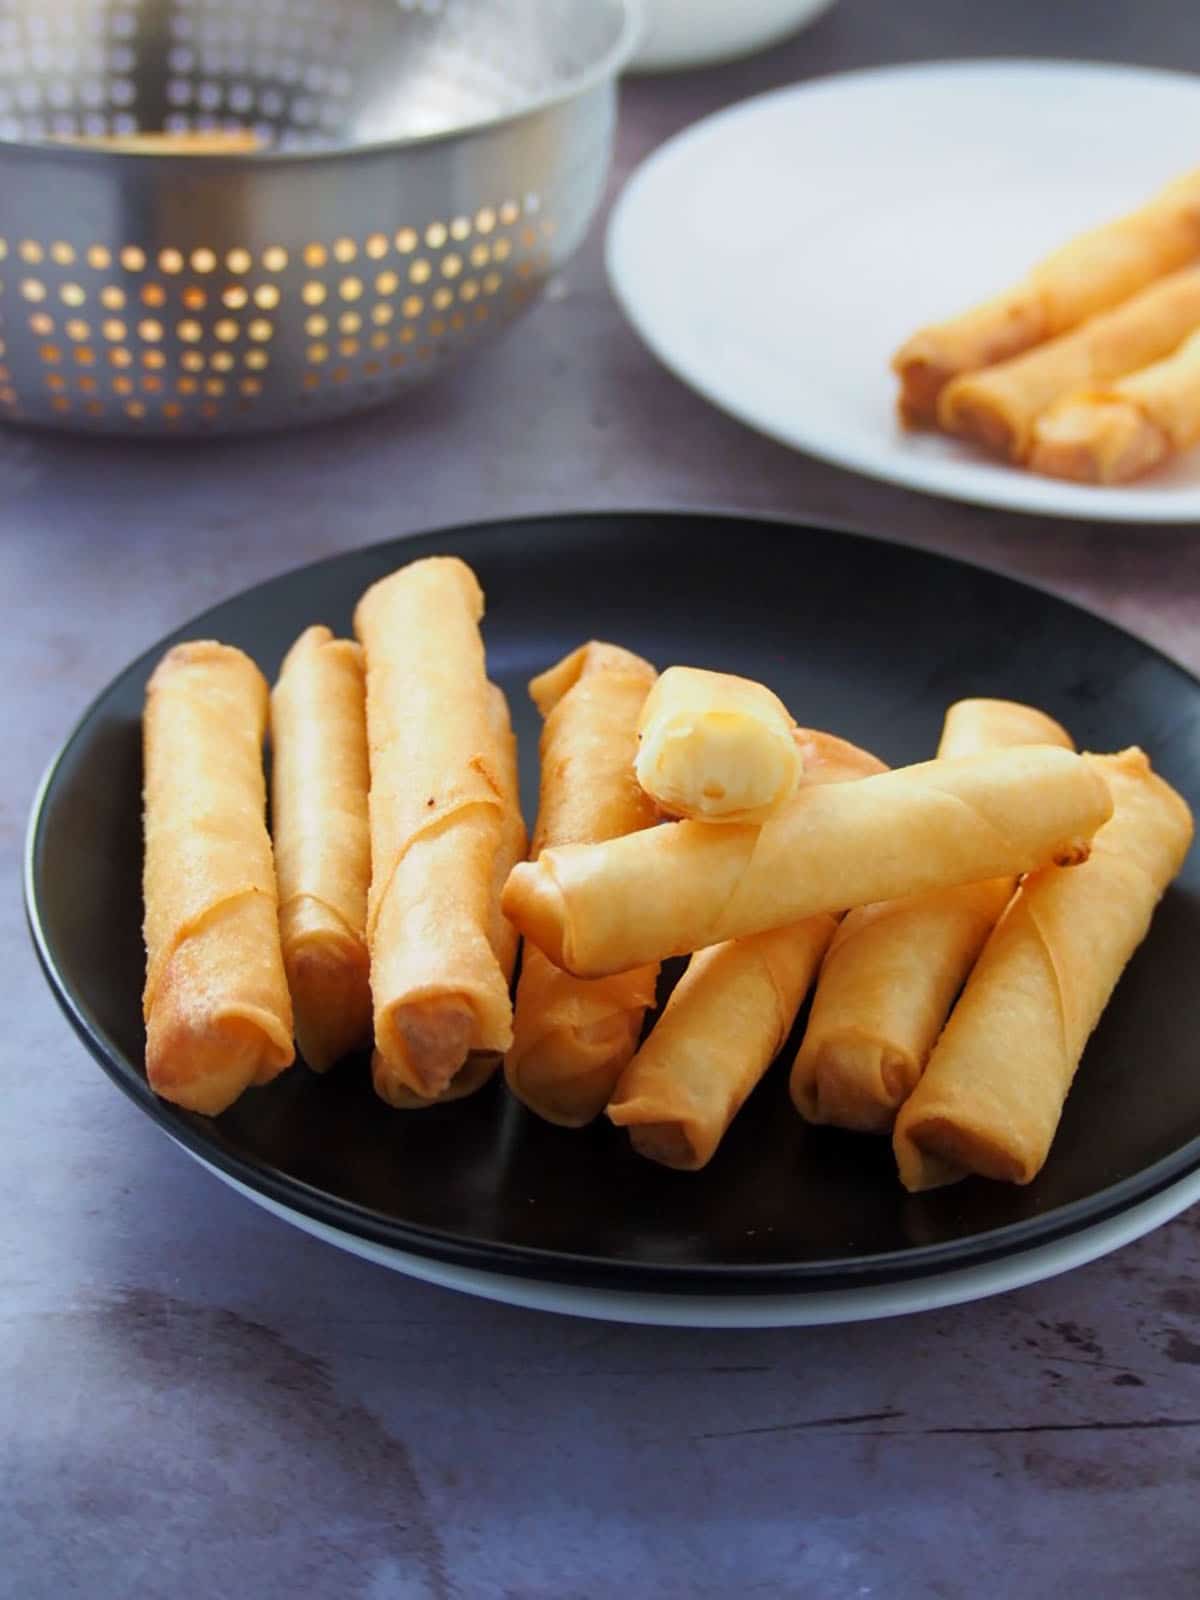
[24,510,1200,1296]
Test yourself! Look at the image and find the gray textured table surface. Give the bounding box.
[6,2,1200,1595]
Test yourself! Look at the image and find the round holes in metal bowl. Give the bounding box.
[0,184,557,429]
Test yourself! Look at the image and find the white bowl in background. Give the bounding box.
[630,0,839,73]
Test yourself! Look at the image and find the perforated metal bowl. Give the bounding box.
[0,0,638,435]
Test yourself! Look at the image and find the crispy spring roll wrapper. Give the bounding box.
[377,682,526,1111]
[792,882,1015,1133]
[527,643,659,843]
[608,918,836,1171]
[938,267,1200,461]
[505,642,659,1126]
[791,699,1076,1134]
[892,168,1200,425]
[509,952,658,1124]
[483,682,527,986]
[269,626,371,1072]
[634,665,801,824]
[142,641,294,1115]
[606,731,883,1168]
[1029,325,1200,484]
[895,748,1193,1191]
[934,697,1074,760]
[792,728,888,786]
[355,557,512,1104]
[503,745,1113,979]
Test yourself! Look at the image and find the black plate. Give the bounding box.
[25,512,1200,1293]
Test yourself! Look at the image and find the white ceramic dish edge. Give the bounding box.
[630,0,837,73]
[183,1141,1200,1327]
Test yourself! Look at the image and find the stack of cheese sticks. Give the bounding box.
[892,167,1200,484]
[141,554,1193,1194]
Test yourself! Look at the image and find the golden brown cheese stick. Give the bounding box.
[791,699,1073,1134]
[142,641,294,1114]
[894,748,1193,1190]
[938,267,1200,461]
[1029,325,1200,483]
[608,919,836,1170]
[269,627,371,1072]
[502,745,1112,978]
[893,168,1200,425]
[506,642,659,1127]
[355,557,512,1103]
[376,681,527,1111]
[634,665,801,824]
[607,732,884,1167]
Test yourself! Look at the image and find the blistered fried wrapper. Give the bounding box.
[791,698,1074,1133]
[894,748,1193,1190]
[355,557,513,1102]
[505,641,659,1127]
[504,744,1113,979]
[142,641,294,1115]
[270,625,372,1071]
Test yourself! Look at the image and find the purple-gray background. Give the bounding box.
[6,1,1200,1594]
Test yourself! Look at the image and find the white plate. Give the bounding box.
[186,1142,1200,1327]
[629,0,838,74]
[608,59,1200,522]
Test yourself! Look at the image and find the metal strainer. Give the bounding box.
[0,0,638,435]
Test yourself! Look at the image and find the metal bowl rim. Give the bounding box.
[0,0,643,168]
